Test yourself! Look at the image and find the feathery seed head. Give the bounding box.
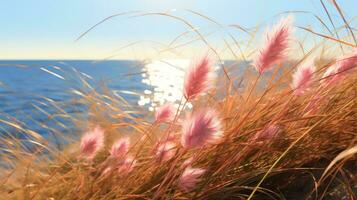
[155,103,175,123]
[335,51,357,75]
[155,142,176,163]
[181,109,222,149]
[118,156,136,174]
[80,126,105,160]
[183,56,215,101]
[321,51,357,86]
[110,137,130,158]
[254,16,293,74]
[179,167,205,192]
[292,62,315,96]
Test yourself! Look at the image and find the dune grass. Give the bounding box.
[1,2,357,199]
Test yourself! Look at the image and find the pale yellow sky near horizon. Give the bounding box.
[0,37,253,60]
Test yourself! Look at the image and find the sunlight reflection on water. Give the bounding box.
[139,59,190,111]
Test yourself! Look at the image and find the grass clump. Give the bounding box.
[1,3,357,200]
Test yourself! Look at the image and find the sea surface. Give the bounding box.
[0,59,240,149]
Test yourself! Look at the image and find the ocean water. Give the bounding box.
[0,60,148,146]
[0,60,146,112]
[0,59,237,148]
[0,59,250,151]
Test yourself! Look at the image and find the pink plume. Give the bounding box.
[291,63,315,96]
[181,109,222,149]
[151,134,177,155]
[118,156,136,174]
[254,17,293,74]
[110,137,130,158]
[155,103,175,123]
[322,51,357,86]
[321,65,339,86]
[154,142,176,163]
[179,167,205,192]
[80,126,105,160]
[183,56,215,101]
[335,51,357,75]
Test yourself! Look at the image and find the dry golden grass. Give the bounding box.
[1,60,356,199]
[1,2,357,199]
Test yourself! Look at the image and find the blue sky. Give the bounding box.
[0,0,355,59]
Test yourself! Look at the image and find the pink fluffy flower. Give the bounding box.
[80,126,105,160]
[291,63,315,96]
[181,109,222,149]
[155,103,175,123]
[155,142,176,163]
[254,17,293,74]
[183,56,215,101]
[335,51,357,75]
[110,137,130,158]
[322,51,357,86]
[179,167,205,192]
[321,65,339,86]
[118,156,136,174]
